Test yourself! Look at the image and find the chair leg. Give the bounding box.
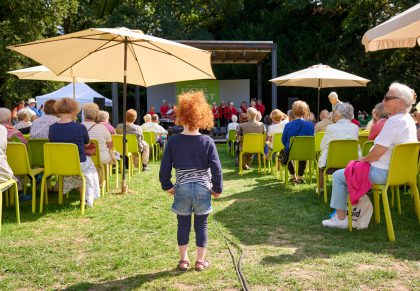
[5,188,9,207]
[262,154,266,174]
[382,187,395,241]
[115,161,119,188]
[373,189,380,224]
[13,183,20,224]
[105,164,110,192]
[58,176,63,205]
[284,165,288,187]
[347,196,352,232]
[323,169,328,204]
[410,183,420,224]
[396,187,401,215]
[239,153,243,175]
[39,177,46,213]
[257,154,261,173]
[80,176,86,215]
[31,176,36,213]
[0,191,2,232]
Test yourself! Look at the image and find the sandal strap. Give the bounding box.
[179,260,190,265]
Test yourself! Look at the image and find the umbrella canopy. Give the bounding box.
[269,64,370,116]
[362,3,420,52]
[7,27,215,86]
[8,65,106,83]
[8,27,215,193]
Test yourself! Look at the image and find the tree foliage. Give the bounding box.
[0,0,418,113]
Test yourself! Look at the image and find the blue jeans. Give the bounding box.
[330,166,388,210]
[172,182,212,215]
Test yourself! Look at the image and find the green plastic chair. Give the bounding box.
[39,143,86,215]
[111,134,132,187]
[362,140,374,157]
[6,142,44,213]
[267,133,284,179]
[358,130,369,146]
[284,136,316,187]
[226,129,236,155]
[126,134,142,173]
[314,131,325,160]
[321,139,359,203]
[369,142,420,241]
[89,139,107,196]
[27,139,48,167]
[239,133,266,175]
[0,179,20,233]
[143,131,157,162]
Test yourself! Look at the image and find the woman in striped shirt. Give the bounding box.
[159,91,223,272]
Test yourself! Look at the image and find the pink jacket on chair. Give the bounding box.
[344,160,372,205]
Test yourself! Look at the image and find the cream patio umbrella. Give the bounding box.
[362,3,420,52]
[269,64,370,117]
[8,27,215,193]
[8,65,106,99]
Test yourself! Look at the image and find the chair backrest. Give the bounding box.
[44,143,81,176]
[143,131,155,147]
[89,139,101,167]
[315,131,325,153]
[387,142,420,186]
[6,142,32,175]
[242,133,266,154]
[325,139,359,169]
[358,131,369,146]
[228,130,236,142]
[111,134,124,153]
[362,140,374,156]
[23,134,30,140]
[126,134,140,153]
[271,133,284,153]
[288,136,316,161]
[27,139,48,167]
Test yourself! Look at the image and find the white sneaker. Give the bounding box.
[322,214,348,229]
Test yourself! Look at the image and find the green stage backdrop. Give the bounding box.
[175,80,220,105]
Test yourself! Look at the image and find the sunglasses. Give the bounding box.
[383,95,400,101]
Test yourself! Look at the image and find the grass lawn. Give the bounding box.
[1,144,420,290]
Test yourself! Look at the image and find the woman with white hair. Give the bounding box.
[14,109,32,133]
[322,82,417,228]
[328,91,342,111]
[97,110,115,135]
[0,108,27,144]
[317,103,360,191]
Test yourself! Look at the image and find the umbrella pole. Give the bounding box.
[317,87,320,121]
[121,38,128,194]
[73,77,76,99]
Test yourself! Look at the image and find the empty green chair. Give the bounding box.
[226,129,236,155]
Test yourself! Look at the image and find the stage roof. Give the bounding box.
[177,40,275,64]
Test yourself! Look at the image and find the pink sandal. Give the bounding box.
[178,260,189,271]
[195,260,210,271]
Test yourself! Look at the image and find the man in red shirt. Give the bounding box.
[160,100,169,117]
[256,99,265,116]
[219,101,227,127]
[226,102,237,121]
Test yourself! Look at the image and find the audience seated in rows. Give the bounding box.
[49,98,100,207]
[117,109,150,171]
[281,101,314,184]
[0,108,27,144]
[29,99,59,139]
[322,82,417,229]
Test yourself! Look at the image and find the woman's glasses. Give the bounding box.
[383,95,400,101]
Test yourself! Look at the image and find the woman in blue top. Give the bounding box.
[49,98,100,207]
[281,100,315,183]
[159,91,222,272]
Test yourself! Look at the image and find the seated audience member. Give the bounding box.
[237,107,265,170]
[11,101,25,123]
[49,98,100,207]
[81,103,113,165]
[315,110,333,133]
[143,114,168,146]
[267,109,287,149]
[97,110,115,135]
[0,108,27,144]
[117,109,150,171]
[238,112,247,124]
[322,83,417,228]
[160,99,170,117]
[240,101,248,113]
[29,99,59,139]
[318,103,360,190]
[256,99,265,116]
[281,101,314,184]
[368,102,389,141]
[0,124,14,184]
[14,109,32,133]
[308,112,316,123]
[26,98,43,119]
[141,114,152,130]
[226,115,239,152]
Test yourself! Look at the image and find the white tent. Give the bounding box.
[35,82,112,107]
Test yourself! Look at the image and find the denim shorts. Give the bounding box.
[172,182,212,216]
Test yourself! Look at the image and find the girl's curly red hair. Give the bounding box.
[175,91,214,130]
